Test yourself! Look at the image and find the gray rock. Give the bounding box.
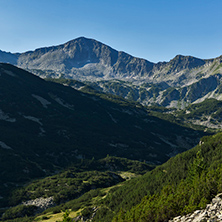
[22,196,55,212]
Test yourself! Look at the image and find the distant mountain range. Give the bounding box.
[1,37,222,108]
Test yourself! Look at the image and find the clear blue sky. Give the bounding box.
[0,0,221,63]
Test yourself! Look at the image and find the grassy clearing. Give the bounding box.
[35,209,81,222]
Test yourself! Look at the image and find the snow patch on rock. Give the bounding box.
[158,135,177,148]
[0,141,13,150]
[109,143,129,148]
[39,127,46,136]
[0,109,16,122]
[4,69,17,77]
[49,93,74,110]
[107,112,117,123]
[24,115,43,125]
[32,94,51,108]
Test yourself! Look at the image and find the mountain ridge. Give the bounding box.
[1,37,222,108]
[2,36,219,79]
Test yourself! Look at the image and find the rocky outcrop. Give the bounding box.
[73,207,98,222]
[169,193,222,222]
[22,197,55,212]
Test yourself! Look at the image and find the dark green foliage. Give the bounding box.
[79,156,154,175]
[174,98,222,131]
[2,205,37,220]
[61,210,72,222]
[8,133,222,221]
[7,156,150,207]
[0,217,33,222]
[110,132,222,222]
[93,207,114,221]
[9,169,123,206]
[40,215,50,220]
[45,77,86,89]
[43,188,103,214]
[3,156,152,220]
[187,150,205,179]
[81,207,93,217]
[177,98,222,120]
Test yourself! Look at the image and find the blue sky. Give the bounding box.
[0,0,221,62]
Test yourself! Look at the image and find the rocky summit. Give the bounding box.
[16,37,154,81]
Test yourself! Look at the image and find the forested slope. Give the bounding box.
[92,132,222,221]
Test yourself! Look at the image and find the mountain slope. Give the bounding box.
[60,132,222,222]
[85,71,222,108]
[0,63,205,208]
[175,98,222,129]
[112,132,222,222]
[18,131,222,222]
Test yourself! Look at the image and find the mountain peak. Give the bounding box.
[173,54,186,59]
[74,36,94,41]
[67,36,96,44]
[15,37,155,80]
[169,54,206,70]
[172,54,200,61]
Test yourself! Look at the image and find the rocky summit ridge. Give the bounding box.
[0,37,222,108]
[16,37,154,81]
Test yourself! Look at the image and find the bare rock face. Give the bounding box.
[15,38,222,108]
[14,38,222,89]
[1,37,222,108]
[169,193,222,222]
[22,197,55,212]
